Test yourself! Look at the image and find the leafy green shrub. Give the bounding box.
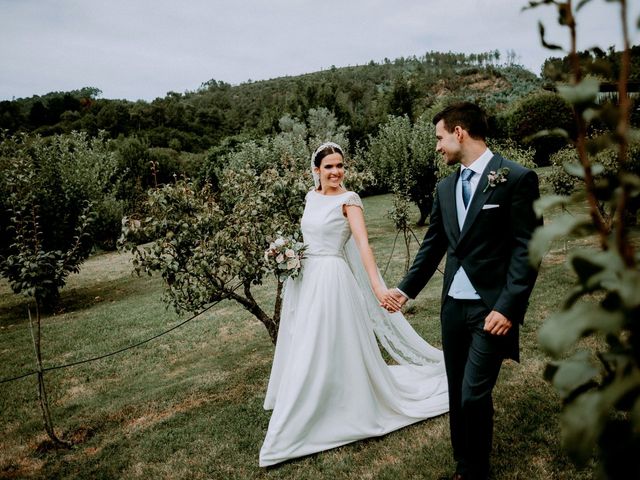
[0,131,122,305]
[530,21,640,473]
[487,138,537,169]
[548,147,580,196]
[501,90,575,166]
[549,138,640,194]
[114,136,151,210]
[148,147,181,184]
[177,151,206,180]
[92,196,126,250]
[119,107,370,343]
[364,112,439,225]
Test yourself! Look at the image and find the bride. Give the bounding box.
[259,142,449,467]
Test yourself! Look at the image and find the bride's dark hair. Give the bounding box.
[313,144,343,168]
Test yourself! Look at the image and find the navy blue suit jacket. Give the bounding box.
[398,154,541,361]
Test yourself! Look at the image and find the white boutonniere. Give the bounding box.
[483,167,510,193]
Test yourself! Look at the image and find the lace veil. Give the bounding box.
[342,238,444,368]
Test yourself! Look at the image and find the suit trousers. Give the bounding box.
[441,297,507,480]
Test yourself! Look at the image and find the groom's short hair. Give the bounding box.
[432,102,488,140]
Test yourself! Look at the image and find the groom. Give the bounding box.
[383,102,540,480]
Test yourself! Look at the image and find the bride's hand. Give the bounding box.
[373,286,391,308]
[376,287,404,312]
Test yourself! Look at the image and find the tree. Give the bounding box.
[0,131,123,303]
[527,1,640,477]
[0,100,25,131]
[501,90,575,166]
[388,75,419,119]
[542,45,640,83]
[364,113,439,225]
[95,101,129,137]
[120,139,310,343]
[28,101,49,128]
[0,138,95,447]
[547,141,640,224]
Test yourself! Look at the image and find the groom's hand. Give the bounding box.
[484,310,512,336]
[380,289,407,313]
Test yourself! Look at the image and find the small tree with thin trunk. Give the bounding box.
[0,131,119,447]
[1,154,93,447]
[120,161,309,343]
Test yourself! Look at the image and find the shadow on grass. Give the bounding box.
[25,347,272,479]
[0,274,159,328]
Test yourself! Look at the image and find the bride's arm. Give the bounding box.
[344,204,399,308]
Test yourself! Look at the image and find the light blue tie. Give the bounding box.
[461,169,474,208]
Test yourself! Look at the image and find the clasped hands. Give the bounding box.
[376,288,407,313]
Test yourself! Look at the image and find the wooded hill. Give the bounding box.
[0,51,542,152]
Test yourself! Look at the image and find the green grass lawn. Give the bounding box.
[0,189,602,479]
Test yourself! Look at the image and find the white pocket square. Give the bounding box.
[482,204,500,210]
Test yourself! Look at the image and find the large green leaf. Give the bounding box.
[561,391,604,464]
[569,248,640,309]
[602,368,640,407]
[581,107,600,125]
[525,128,570,143]
[539,302,625,356]
[533,194,570,218]
[561,367,640,464]
[557,77,600,107]
[563,162,605,178]
[529,214,591,266]
[621,172,640,198]
[602,269,640,310]
[570,249,623,288]
[549,350,599,400]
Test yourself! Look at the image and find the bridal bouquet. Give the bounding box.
[264,233,306,282]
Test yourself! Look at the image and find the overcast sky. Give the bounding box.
[1,0,638,102]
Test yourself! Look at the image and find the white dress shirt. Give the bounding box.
[447,148,493,299]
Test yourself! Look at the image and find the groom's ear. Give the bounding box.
[453,125,465,142]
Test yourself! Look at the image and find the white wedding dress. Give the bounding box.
[259,190,449,467]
